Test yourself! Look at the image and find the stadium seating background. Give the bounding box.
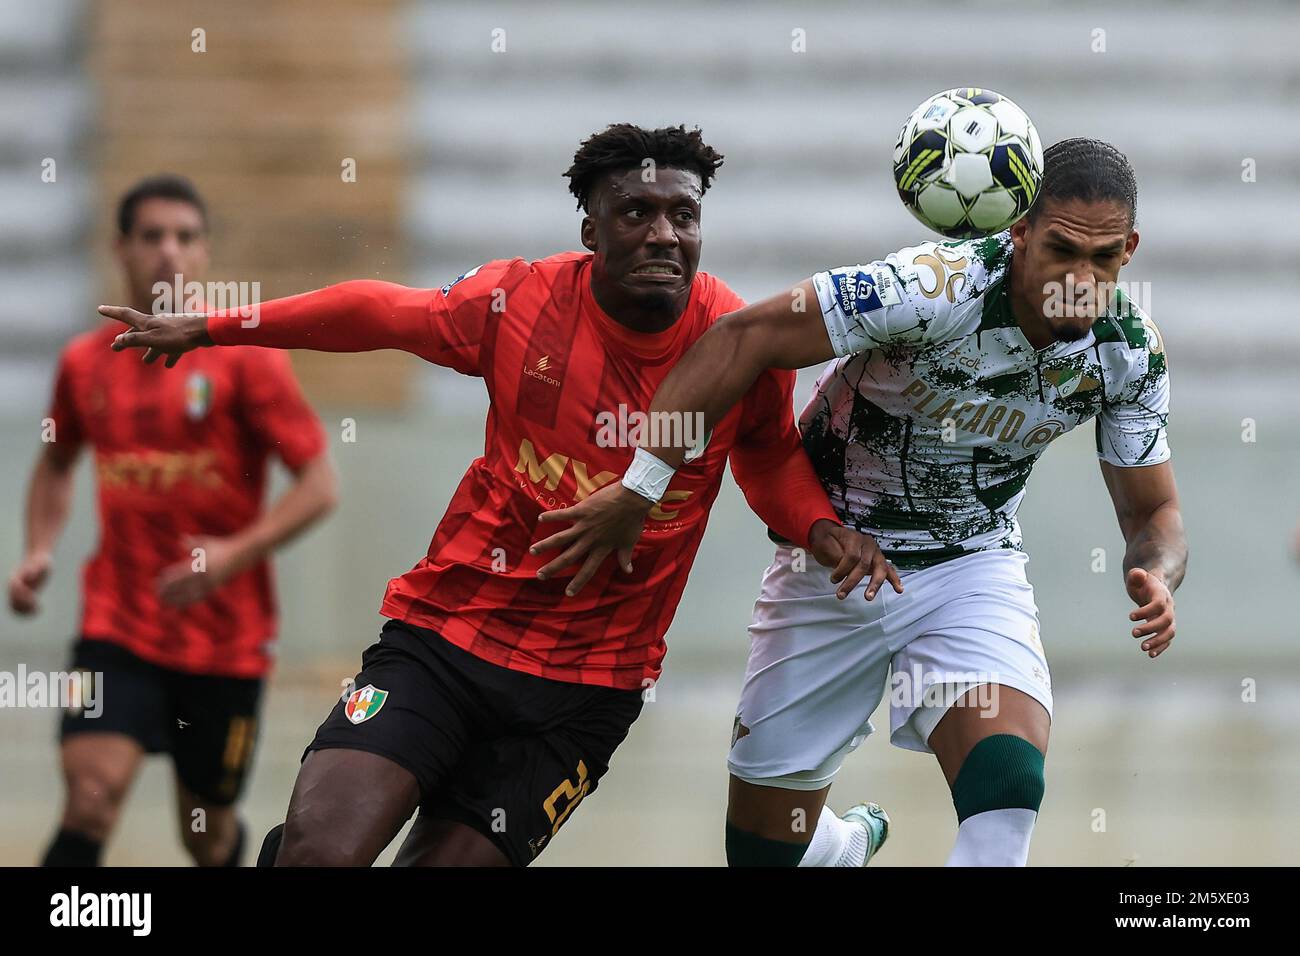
[1,0,1296,864]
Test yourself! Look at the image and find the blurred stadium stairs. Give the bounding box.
[0,0,92,408]
[402,1,1300,376]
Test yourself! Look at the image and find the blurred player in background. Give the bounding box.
[8,175,337,866]
[538,138,1187,867]
[103,126,893,867]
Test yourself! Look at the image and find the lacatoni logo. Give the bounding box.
[523,354,561,387]
[49,886,151,936]
[0,666,101,717]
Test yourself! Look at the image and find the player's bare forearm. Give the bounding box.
[228,454,338,568]
[9,443,79,614]
[1121,502,1186,591]
[643,280,836,467]
[1117,502,1184,659]
[23,443,78,559]
[1101,459,1184,657]
[1101,459,1186,589]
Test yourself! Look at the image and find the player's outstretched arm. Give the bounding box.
[103,280,453,368]
[532,280,838,595]
[1100,459,1187,659]
[644,279,837,469]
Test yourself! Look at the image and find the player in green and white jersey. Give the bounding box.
[537,138,1187,867]
[801,226,1169,568]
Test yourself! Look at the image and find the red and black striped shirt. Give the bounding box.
[209,253,838,689]
[48,323,327,677]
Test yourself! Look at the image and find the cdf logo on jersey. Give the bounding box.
[185,371,212,421]
[344,684,388,724]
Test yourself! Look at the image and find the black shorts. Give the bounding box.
[60,637,263,806]
[306,619,644,866]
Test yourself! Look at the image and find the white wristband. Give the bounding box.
[621,447,676,504]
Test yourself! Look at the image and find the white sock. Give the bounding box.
[945,808,1037,866]
[798,806,870,867]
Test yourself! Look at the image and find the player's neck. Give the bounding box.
[589,284,686,335]
[1007,261,1056,352]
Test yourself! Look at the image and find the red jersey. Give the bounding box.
[47,323,326,677]
[209,253,838,689]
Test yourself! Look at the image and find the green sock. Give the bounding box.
[725,822,809,867]
[951,733,1045,823]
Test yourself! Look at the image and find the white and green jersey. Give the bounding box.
[799,231,1170,568]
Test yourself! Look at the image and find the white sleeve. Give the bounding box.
[1096,325,1172,468]
[811,240,992,356]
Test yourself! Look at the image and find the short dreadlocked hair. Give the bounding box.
[1027,137,1137,228]
[563,124,724,212]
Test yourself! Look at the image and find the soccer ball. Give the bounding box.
[892,88,1043,239]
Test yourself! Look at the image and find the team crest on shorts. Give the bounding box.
[344,684,388,724]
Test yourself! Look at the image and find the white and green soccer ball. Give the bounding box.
[892,88,1044,239]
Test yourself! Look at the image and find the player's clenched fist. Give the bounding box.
[808,520,903,602]
[1126,566,1175,658]
[8,550,52,615]
[101,305,212,367]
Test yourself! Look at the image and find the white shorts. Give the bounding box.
[728,545,1053,790]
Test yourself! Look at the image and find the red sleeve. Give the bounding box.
[236,348,327,471]
[207,259,526,377]
[728,368,841,550]
[46,348,84,449]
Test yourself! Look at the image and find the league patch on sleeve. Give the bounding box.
[828,266,903,317]
[440,264,483,296]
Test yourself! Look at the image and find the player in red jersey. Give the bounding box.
[105,126,896,867]
[8,175,337,867]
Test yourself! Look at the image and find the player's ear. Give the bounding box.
[580,215,597,252]
[1121,229,1139,266]
[1011,214,1033,249]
